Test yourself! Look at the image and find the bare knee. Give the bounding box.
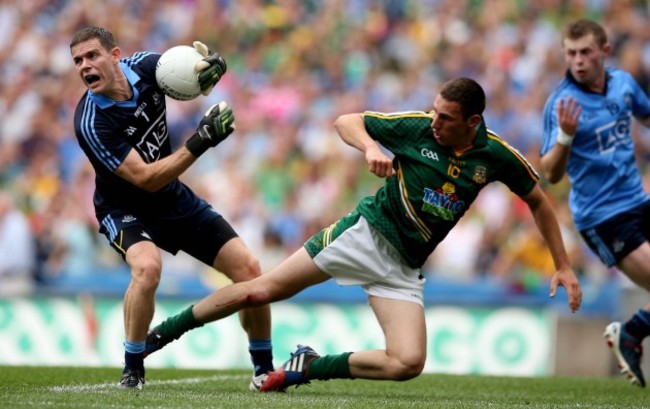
[386,352,425,381]
[228,253,262,283]
[130,258,161,293]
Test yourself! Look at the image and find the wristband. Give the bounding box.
[556,128,575,147]
[185,132,209,157]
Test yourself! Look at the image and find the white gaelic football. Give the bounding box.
[155,45,204,101]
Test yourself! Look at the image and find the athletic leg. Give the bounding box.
[121,240,162,389]
[213,238,271,343]
[193,247,331,322]
[259,295,426,392]
[347,296,426,380]
[211,237,273,385]
[605,243,650,387]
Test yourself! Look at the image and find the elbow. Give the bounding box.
[334,113,362,133]
[333,114,349,134]
[540,158,564,185]
[543,170,563,185]
[132,175,165,192]
[141,180,166,193]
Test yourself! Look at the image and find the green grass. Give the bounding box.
[0,366,647,409]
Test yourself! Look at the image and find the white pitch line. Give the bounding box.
[48,374,248,393]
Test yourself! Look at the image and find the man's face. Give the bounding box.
[430,95,476,149]
[562,34,609,87]
[71,38,119,94]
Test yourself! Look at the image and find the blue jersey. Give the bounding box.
[541,68,650,230]
[73,52,210,221]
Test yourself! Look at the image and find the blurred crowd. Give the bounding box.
[1,0,650,296]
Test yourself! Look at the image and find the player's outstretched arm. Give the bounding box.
[521,185,582,312]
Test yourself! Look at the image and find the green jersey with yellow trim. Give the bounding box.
[357,110,539,268]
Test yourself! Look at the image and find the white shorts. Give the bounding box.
[310,215,425,307]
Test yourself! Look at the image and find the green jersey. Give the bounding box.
[357,110,539,268]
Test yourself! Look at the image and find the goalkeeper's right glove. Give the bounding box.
[185,101,235,157]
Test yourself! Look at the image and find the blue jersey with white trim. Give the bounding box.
[541,68,650,230]
[73,52,208,220]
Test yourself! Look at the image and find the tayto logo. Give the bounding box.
[421,184,466,220]
[421,148,439,161]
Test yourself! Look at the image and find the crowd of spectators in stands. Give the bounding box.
[1,0,649,295]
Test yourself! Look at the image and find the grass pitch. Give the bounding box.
[1,366,647,409]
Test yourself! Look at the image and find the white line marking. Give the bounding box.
[48,374,248,393]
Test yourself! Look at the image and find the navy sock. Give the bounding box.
[249,339,273,376]
[623,309,650,340]
[124,340,145,371]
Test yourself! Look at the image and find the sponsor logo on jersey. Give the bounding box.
[421,182,466,221]
[595,113,632,154]
[135,112,168,163]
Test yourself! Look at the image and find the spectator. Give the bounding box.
[0,191,36,296]
[0,0,648,300]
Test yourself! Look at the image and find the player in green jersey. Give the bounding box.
[144,77,582,391]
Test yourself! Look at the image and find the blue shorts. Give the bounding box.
[98,206,237,266]
[580,201,650,267]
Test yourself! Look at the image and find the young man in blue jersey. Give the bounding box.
[146,77,582,392]
[541,19,650,388]
[69,27,274,390]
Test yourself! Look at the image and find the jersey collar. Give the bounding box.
[88,61,141,109]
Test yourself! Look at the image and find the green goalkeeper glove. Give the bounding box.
[193,41,227,96]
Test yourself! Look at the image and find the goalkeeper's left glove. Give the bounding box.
[193,41,227,96]
[185,101,235,157]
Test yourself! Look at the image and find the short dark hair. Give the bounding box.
[70,26,117,51]
[564,19,608,48]
[439,77,486,119]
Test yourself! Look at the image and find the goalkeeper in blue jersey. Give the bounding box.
[146,77,582,392]
[69,27,273,390]
[541,19,650,388]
